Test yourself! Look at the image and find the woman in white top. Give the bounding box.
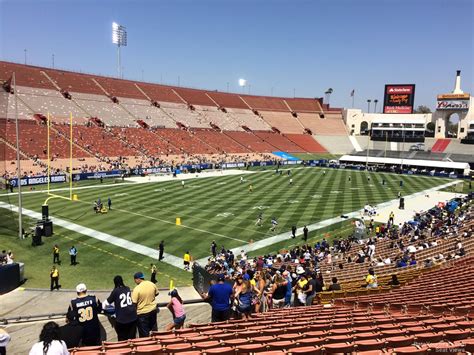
[29,322,69,355]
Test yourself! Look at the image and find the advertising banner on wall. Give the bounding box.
[436,93,470,111]
[9,174,66,187]
[383,84,416,114]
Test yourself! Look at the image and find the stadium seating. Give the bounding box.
[194,106,242,131]
[226,108,272,131]
[43,68,105,95]
[285,98,324,113]
[161,102,211,128]
[259,111,304,134]
[207,92,249,110]
[297,113,347,135]
[118,97,177,128]
[154,128,217,154]
[11,86,86,124]
[175,88,217,107]
[285,134,328,153]
[193,129,250,154]
[254,131,305,152]
[241,95,289,111]
[314,135,355,155]
[224,131,278,152]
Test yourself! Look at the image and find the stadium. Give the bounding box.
[0,1,473,354]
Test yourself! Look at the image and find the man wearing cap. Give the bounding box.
[66,283,103,346]
[132,271,159,337]
[201,274,233,322]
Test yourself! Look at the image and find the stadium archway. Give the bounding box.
[360,121,369,134]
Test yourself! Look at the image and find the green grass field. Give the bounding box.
[0,167,456,290]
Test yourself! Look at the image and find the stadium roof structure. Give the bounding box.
[339,155,471,174]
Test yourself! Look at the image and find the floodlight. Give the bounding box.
[112,22,127,78]
[238,79,247,87]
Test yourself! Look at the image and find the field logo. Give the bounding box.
[252,206,269,210]
[217,212,234,218]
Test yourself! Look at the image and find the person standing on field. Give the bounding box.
[53,245,60,265]
[158,241,164,261]
[150,264,157,284]
[69,246,78,266]
[50,265,60,291]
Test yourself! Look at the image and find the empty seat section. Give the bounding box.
[242,95,289,111]
[194,105,242,131]
[43,69,104,95]
[119,98,176,128]
[112,127,180,156]
[254,131,304,152]
[4,93,35,120]
[72,92,135,126]
[161,102,210,128]
[285,134,327,153]
[207,91,249,109]
[259,111,303,133]
[55,124,138,158]
[0,61,55,89]
[298,113,347,135]
[227,108,271,130]
[137,83,183,104]
[285,98,323,113]
[14,86,86,124]
[154,128,216,154]
[94,77,146,100]
[314,135,354,154]
[193,129,249,153]
[174,88,217,107]
[225,131,276,152]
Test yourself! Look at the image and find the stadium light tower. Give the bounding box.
[112,22,127,78]
[238,78,247,94]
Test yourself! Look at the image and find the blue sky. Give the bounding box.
[0,0,472,110]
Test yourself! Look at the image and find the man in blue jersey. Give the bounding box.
[66,283,103,346]
[201,274,233,322]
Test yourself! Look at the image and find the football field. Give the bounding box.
[0,166,457,289]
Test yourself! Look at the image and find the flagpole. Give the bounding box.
[13,73,23,239]
[352,90,355,108]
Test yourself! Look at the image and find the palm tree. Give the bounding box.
[374,99,379,113]
[367,99,372,113]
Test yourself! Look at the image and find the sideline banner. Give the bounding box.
[9,174,66,187]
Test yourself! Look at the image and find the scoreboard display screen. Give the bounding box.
[383,84,415,114]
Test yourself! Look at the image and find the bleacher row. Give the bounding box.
[69,259,474,354]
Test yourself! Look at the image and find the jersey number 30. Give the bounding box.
[78,307,94,322]
[119,292,132,308]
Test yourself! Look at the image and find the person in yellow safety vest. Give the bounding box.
[53,245,60,264]
[183,251,191,271]
[50,265,60,291]
[389,211,395,225]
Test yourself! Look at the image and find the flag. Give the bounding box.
[350,89,355,97]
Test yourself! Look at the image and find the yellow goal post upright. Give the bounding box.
[43,112,75,207]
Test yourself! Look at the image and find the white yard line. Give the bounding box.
[194,180,461,264]
[0,201,185,270]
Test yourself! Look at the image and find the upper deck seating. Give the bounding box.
[298,113,347,135]
[259,111,304,134]
[226,108,272,131]
[94,77,146,100]
[254,131,305,152]
[193,105,242,131]
[207,91,249,109]
[242,95,289,111]
[285,98,323,113]
[119,97,176,128]
[0,61,55,90]
[43,69,104,95]
[161,102,211,128]
[14,86,86,124]
[175,88,217,107]
[72,92,137,127]
[137,82,183,103]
